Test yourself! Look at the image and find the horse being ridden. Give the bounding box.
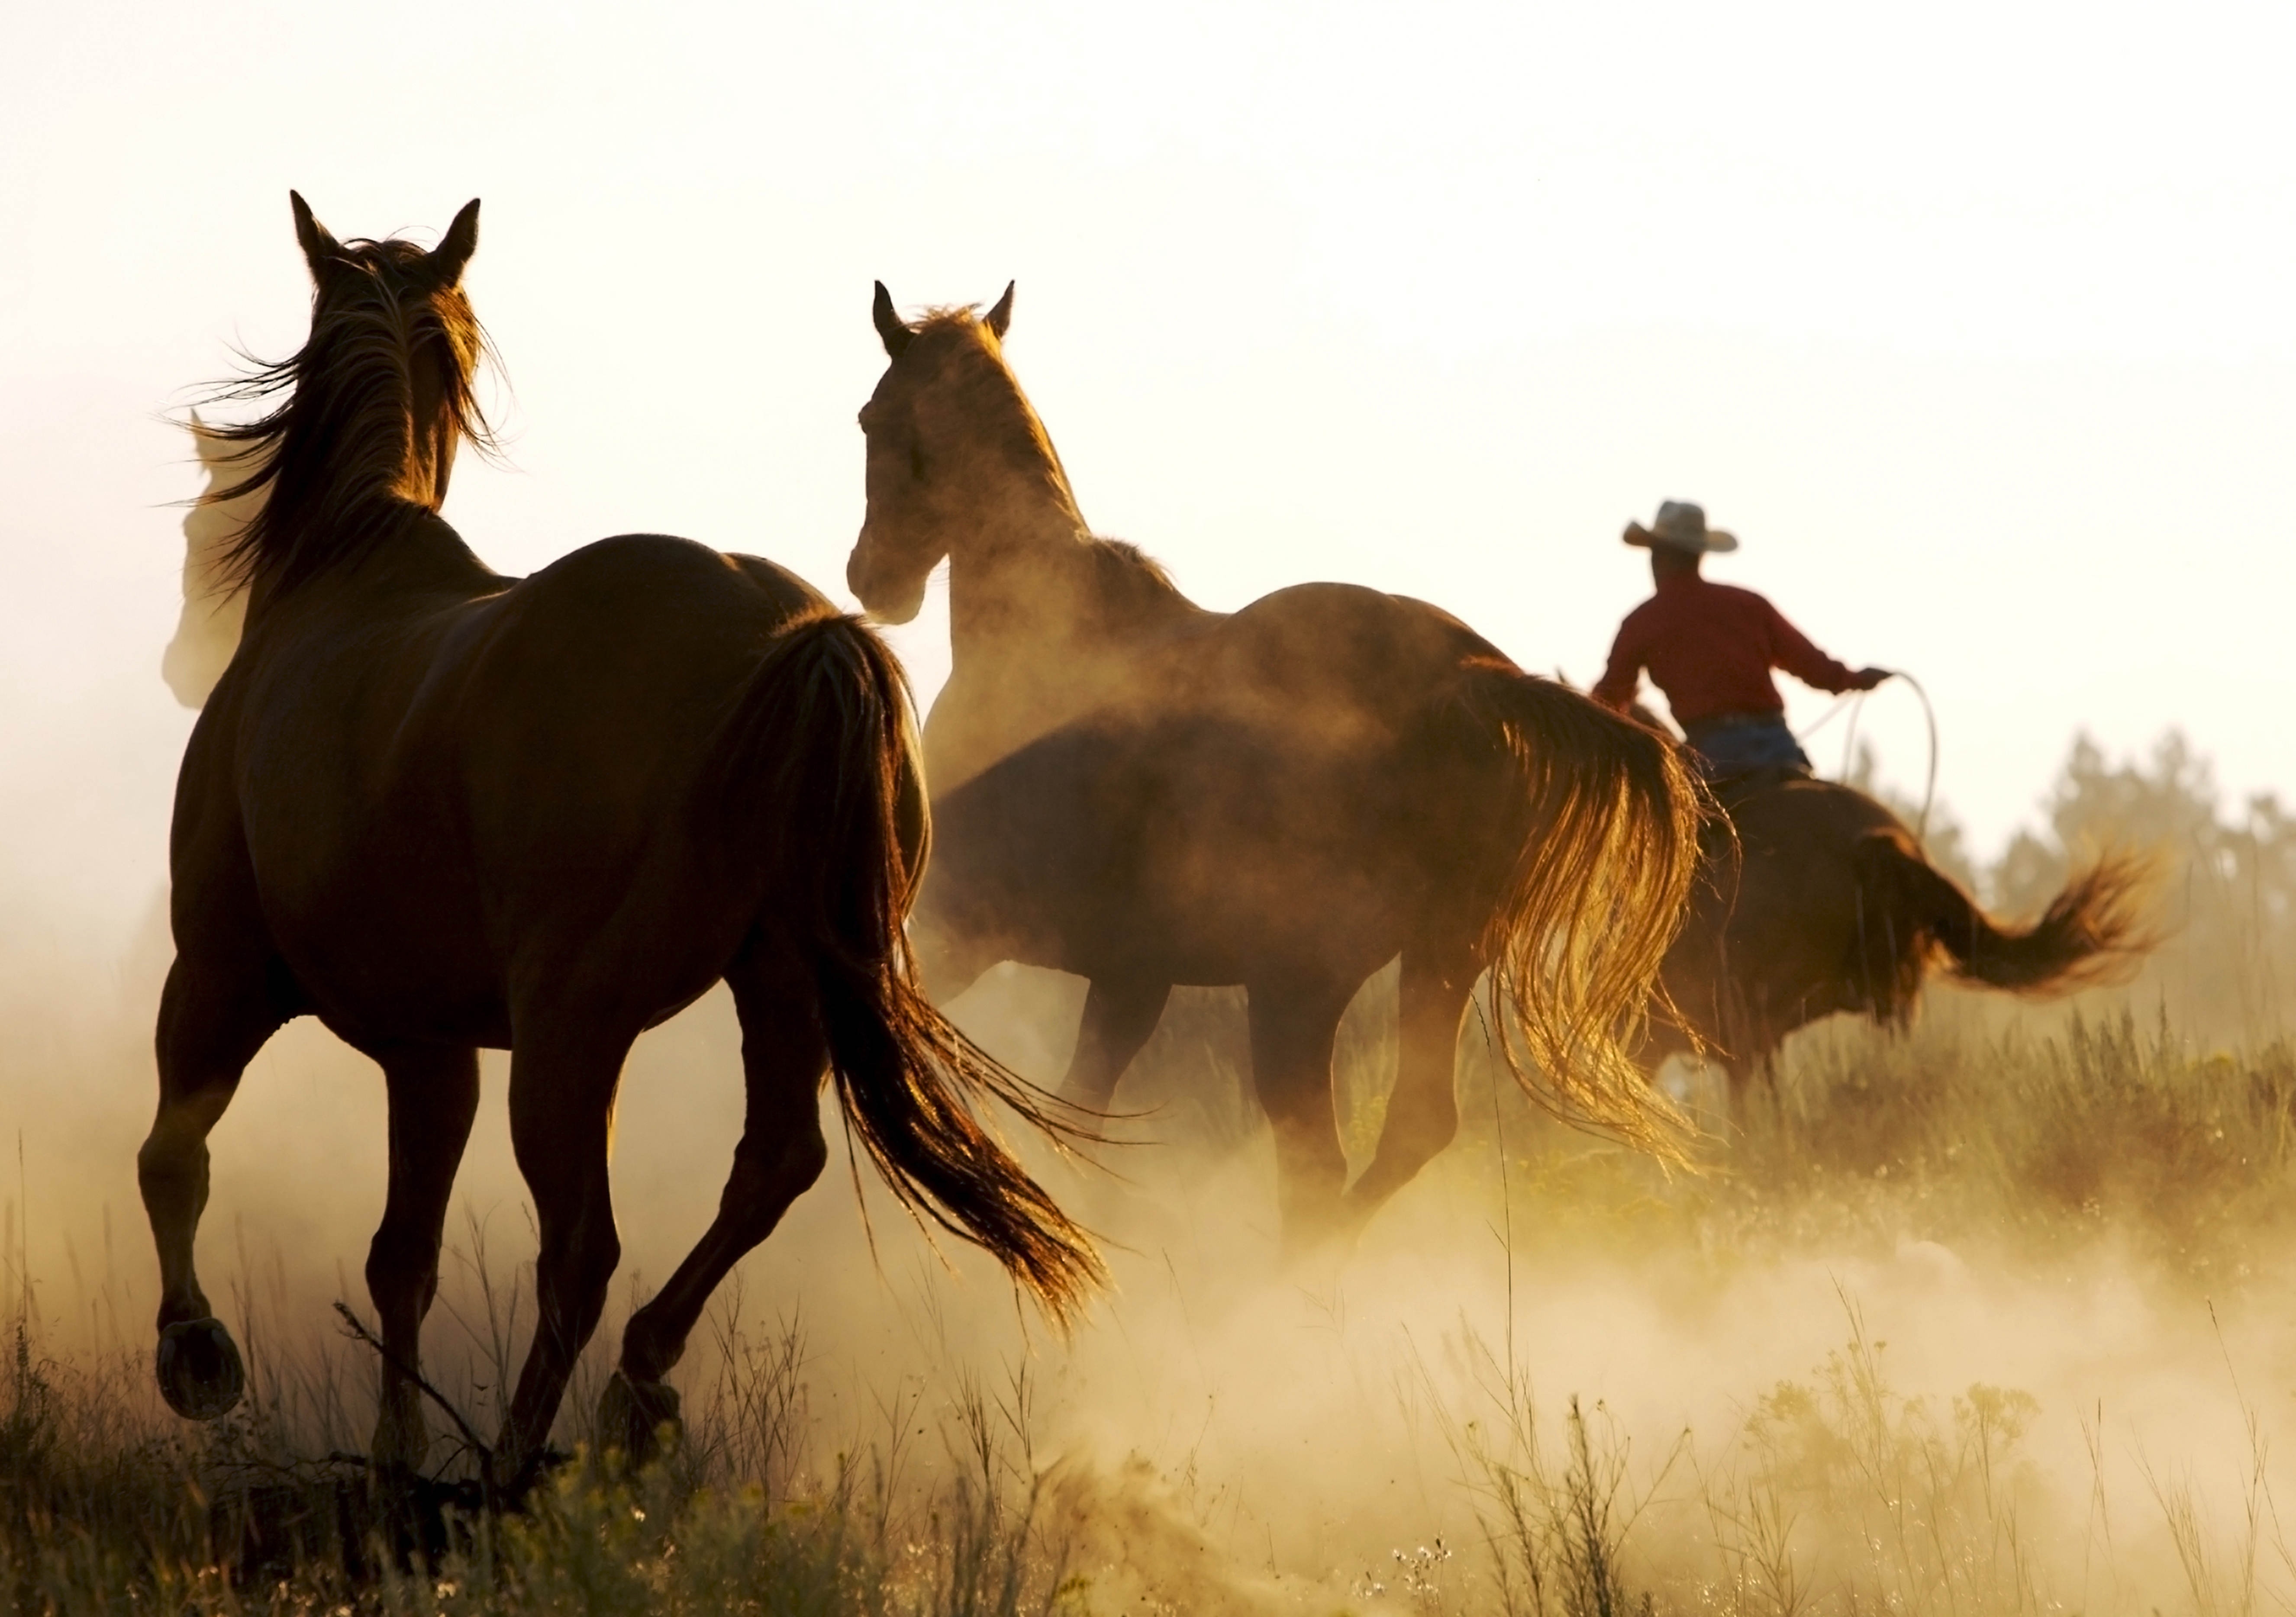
[1644,773,2155,1116]
[845,285,1709,1252]
[139,198,1100,1486]
[1589,504,2153,1113]
[1592,500,1890,776]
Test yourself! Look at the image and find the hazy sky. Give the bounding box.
[6,0,2293,949]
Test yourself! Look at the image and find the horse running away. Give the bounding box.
[139,197,1101,1488]
[1642,772,2154,1116]
[846,285,1709,1252]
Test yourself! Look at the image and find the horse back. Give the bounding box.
[923,585,1522,984]
[1204,581,1500,715]
[205,532,833,1042]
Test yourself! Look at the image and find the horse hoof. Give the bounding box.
[156,1317,245,1420]
[599,1370,682,1464]
[371,1399,432,1472]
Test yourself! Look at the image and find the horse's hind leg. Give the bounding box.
[139,950,289,1420]
[1340,941,1476,1237]
[495,1011,636,1488]
[611,939,828,1462]
[1058,976,1172,1110]
[1245,974,1358,1260]
[364,1042,480,1471]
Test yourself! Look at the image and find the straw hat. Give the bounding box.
[1623,500,1738,554]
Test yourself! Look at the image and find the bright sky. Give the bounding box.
[6,0,2293,949]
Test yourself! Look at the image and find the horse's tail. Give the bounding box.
[715,611,1104,1325]
[1856,832,2156,1001]
[1461,665,1709,1160]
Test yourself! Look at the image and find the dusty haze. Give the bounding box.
[9,826,2296,1611]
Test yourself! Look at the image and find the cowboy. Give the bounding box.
[1592,501,1889,776]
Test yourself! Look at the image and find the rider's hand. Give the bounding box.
[1853,667,1892,691]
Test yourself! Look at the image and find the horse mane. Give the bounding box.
[198,235,493,595]
[904,312,1202,616]
[899,309,1089,506]
[1082,536,1197,622]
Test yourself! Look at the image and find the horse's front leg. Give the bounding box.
[1245,973,1358,1261]
[1058,976,1171,1111]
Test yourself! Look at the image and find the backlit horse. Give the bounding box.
[845,285,1707,1250]
[1644,773,2153,1114]
[161,412,255,709]
[139,200,1100,1485]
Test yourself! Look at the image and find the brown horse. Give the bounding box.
[1641,772,2154,1114]
[161,413,256,709]
[139,198,1100,1487]
[844,285,1708,1251]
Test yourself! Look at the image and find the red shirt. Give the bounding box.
[1592,573,1859,725]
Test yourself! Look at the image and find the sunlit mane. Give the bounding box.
[1082,535,1196,622]
[198,236,492,594]
[905,312,1088,515]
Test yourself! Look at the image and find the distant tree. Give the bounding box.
[1990,731,2296,1043]
[1842,740,1982,892]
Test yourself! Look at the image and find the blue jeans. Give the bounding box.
[1680,712,1812,776]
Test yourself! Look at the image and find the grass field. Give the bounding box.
[10,982,2296,1616]
[8,730,2296,1614]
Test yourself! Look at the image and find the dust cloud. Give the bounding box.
[5,431,2291,1607]
[7,869,2296,1614]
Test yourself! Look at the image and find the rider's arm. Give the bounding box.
[1590,617,1648,712]
[1762,598,1864,695]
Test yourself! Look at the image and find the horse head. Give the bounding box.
[847,280,1080,625]
[161,414,259,707]
[197,193,491,602]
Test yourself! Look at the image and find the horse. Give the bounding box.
[1641,770,2154,1116]
[139,197,1101,1488]
[161,412,256,709]
[842,284,1709,1253]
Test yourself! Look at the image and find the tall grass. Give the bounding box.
[13,726,2296,1613]
[0,1292,1089,1615]
[12,1000,2296,1613]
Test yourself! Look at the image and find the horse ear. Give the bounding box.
[187,408,223,465]
[984,280,1015,339]
[429,199,480,287]
[873,282,913,358]
[290,191,342,282]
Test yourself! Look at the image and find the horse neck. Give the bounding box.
[243,503,494,635]
[948,499,1096,660]
[929,488,1206,789]
[945,485,1198,668]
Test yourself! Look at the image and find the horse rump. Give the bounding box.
[1854,830,2156,1002]
[1457,664,1711,1159]
[708,612,1104,1323]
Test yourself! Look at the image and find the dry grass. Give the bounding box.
[12,1002,2296,1614]
[10,729,2296,1613]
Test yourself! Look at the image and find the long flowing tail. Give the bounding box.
[1463,666,1709,1159]
[713,611,1104,1324]
[1857,832,2156,1000]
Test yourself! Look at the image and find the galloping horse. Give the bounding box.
[845,285,1708,1251]
[139,199,1100,1485]
[1642,772,2153,1114]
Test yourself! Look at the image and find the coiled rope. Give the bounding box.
[1796,671,1941,848]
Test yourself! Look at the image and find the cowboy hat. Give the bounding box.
[1624,499,1738,554]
